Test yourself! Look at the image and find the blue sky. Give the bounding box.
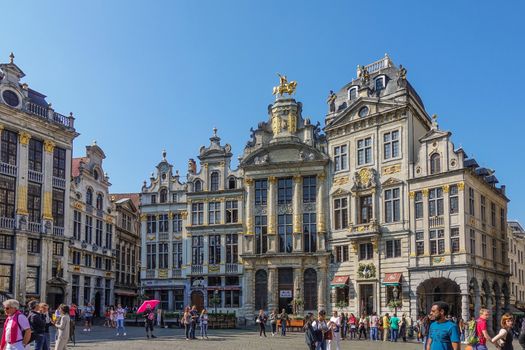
[2,1,524,221]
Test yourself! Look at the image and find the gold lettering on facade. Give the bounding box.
[382,164,401,175]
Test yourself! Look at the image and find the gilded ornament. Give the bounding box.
[268,176,277,185]
[16,185,28,215]
[181,211,188,219]
[42,191,53,220]
[317,172,326,181]
[288,112,297,133]
[409,191,416,199]
[442,185,450,193]
[43,140,55,153]
[333,176,348,186]
[19,132,31,146]
[244,178,254,186]
[140,213,147,221]
[272,73,297,96]
[271,113,282,135]
[293,175,302,183]
[382,164,401,175]
[422,189,429,197]
[457,182,465,191]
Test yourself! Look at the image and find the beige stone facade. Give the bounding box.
[508,221,525,308]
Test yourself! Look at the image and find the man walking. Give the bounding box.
[426,301,460,350]
[27,301,45,350]
[383,313,390,341]
[390,313,399,342]
[475,308,490,350]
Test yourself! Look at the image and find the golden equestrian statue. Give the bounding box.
[272,73,297,96]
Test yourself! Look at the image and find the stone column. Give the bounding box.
[245,178,254,235]
[443,185,451,253]
[318,262,328,311]
[267,177,277,253]
[268,267,277,312]
[293,175,302,252]
[16,132,30,225]
[14,234,28,302]
[486,294,493,332]
[140,215,147,279]
[409,192,417,257]
[244,266,255,322]
[316,173,326,251]
[462,293,470,324]
[293,267,303,314]
[458,182,466,252]
[422,189,430,255]
[42,140,56,228]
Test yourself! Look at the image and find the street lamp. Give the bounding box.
[213,289,219,314]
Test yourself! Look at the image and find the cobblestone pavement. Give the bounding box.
[60,325,507,350]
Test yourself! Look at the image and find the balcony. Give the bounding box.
[348,221,380,237]
[0,163,17,177]
[28,221,41,233]
[172,268,182,278]
[429,216,444,228]
[28,170,43,183]
[191,265,203,274]
[0,217,15,229]
[53,226,64,236]
[363,54,392,74]
[26,102,75,130]
[52,176,66,189]
[226,263,238,273]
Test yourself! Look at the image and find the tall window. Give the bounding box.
[255,215,267,254]
[84,276,91,303]
[415,191,423,219]
[357,137,372,165]
[303,176,316,203]
[481,234,487,257]
[85,216,93,243]
[384,188,400,223]
[451,228,460,253]
[334,198,348,230]
[210,172,219,191]
[52,188,65,227]
[335,245,349,262]
[27,238,40,254]
[158,214,169,233]
[430,153,441,174]
[359,195,373,224]
[26,267,39,294]
[146,215,157,234]
[0,175,15,218]
[27,183,41,223]
[172,213,183,233]
[359,243,373,260]
[348,87,358,100]
[86,188,93,206]
[491,203,496,227]
[228,177,236,189]
[277,178,293,204]
[470,229,476,255]
[194,180,202,192]
[469,188,475,216]
[84,254,92,267]
[158,243,168,269]
[72,251,81,265]
[430,229,445,255]
[255,179,268,205]
[492,238,497,262]
[192,236,204,265]
[191,203,204,225]
[383,130,399,160]
[334,145,348,171]
[416,231,424,256]
[0,235,13,250]
[429,187,444,216]
[71,275,79,305]
[500,208,506,231]
[105,223,112,249]
[480,195,486,223]
[450,185,459,214]
[172,241,182,269]
[386,239,401,258]
[95,256,102,269]
[209,235,221,264]
[375,77,385,91]
[96,194,103,210]
[1,130,17,165]
[278,214,293,253]
[52,147,66,179]
[208,202,221,224]
[159,188,167,203]
[226,234,238,263]
[303,213,316,253]
[95,219,103,246]
[225,200,238,223]
[28,139,43,172]
[146,243,156,269]
[151,194,156,204]
[0,264,13,293]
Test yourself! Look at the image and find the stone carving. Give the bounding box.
[277,204,293,215]
[303,203,316,213]
[254,206,268,216]
[382,164,401,175]
[357,263,376,279]
[254,153,269,165]
[352,168,376,191]
[327,90,336,113]
[272,74,297,96]
[299,150,315,161]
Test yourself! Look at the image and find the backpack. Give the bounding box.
[467,320,479,345]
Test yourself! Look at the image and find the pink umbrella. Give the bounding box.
[137,300,160,313]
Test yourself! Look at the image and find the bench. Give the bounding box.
[277,319,304,332]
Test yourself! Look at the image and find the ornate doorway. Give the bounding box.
[190,291,204,312]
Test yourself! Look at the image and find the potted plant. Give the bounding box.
[291,297,304,315]
[335,301,349,310]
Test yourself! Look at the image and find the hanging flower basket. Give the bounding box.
[387,299,402,309]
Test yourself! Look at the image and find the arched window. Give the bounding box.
[348,87,358,101]
[86,188,93,206]
[430,153,441,174]
[194,179,202,192]
[228,176,236,190]
[93,169,99,181]
[159,188,167,203]
[375,76,385,91]
[254,270,268,310]
[96,193,103,210]
[210,172,219,191]
[303,269,318,310]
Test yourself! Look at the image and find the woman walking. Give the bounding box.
[304,313,316,350]
[115,304,126,336]
[280,309,289,336]
[399,314,407,342]
[257,309,267,337]
[143,305,156,339]
[183,307,191,340]
[200,308,209,339]
[54,304,71,350]
[348,313,357,339]
[492,314,514,350]
[312,310,329,350]
[110,306,116,328]
[269,309,278,336]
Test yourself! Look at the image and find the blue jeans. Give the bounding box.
[117,319,125,333]
[391,328,398,342]
[281,321,286,336]
[190,322,196,338]
[316,340,326,350]
[370,327,378,340]
[475,345,488,350]
[34,334,45,350]
[201,323,208,337]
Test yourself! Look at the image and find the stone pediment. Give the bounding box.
[325,99,405,130]
[331,187,351,197]
[241,142,327,167]
[419,128,450,143]
[381,177,403,187]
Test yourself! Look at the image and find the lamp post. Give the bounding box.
[213,289,219,314]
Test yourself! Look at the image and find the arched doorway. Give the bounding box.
[417,278,461,316]
[94,292,102,317]
[304,269,317,311]
[191,291,204,312]
[254,270,268,311]
[46,286,64,310]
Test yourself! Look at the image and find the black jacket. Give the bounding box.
[28,311,46,335]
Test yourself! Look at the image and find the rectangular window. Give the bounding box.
[95,256,102,269]
[0,264,13,293]
[335,245,349,263]
[172,241,182,269]
[85,215,93,243]
[52,188,65,227]
[255,215,268,254]
[71,275,79,305]
[27,238,40,254]
[384,188,400,223]
[172,213,183,232]
[334,198,348,230]
[357,137,372,165]
[386,239,402,258]
[72,251,81,265]
[254,179,267,205]
[158,242,168,269]
[492,238,497,262]
[146,215,156,234]
[359,195,373,224]
[225,200,238,223]
[84,254,92,267]
[27,182,41,223]
[500,208,506,231]
[105,258,112,271]
[52,147,66,179]
[208,202,221,224]
[224,290,240,308]
[416,231,424,256]
[451,228,460,253]
[95,219,103,246]
[226,234,238,263]
[151,194,156,204]
[1,130,17,166]
[209,235,221,264]
[0,235,13,250]
[192,236,204,265]
[450,185,459,214]
[191,203,204,225]
[303,176,317,203]
[383,130,399,160]
[481,234,487,257]
[303,212,317,253]
[277,178,293,204]
[470,229,476,255]
[73,210,82,240]
[334,145,348,171]
[278,214,293,253]
[430,229,445,255]
[158,214,169,233]
[469,188,475,216]
[359,243,373,260]
[105,223,112,249]
[415,191,423,219]
[481,195,486,223]
[84,276,91,303]
[0,174,16,218]
[28,139,43,172]
[491,203,496,227]
[146,243,156,269]
[429,187,444,216]
[26,266,39,294]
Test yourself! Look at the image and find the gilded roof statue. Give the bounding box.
[272,73,297,96]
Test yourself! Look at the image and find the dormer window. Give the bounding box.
[210,172,219,191]
[93,170,99,181]
[228,176,236,190]
[96,194,103,210]
[375,76,386,91]
[194,179,202,192]
[430,153,441,174]
[86,188,93,206]
[348,87,358,101]
[159,188,167,203]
